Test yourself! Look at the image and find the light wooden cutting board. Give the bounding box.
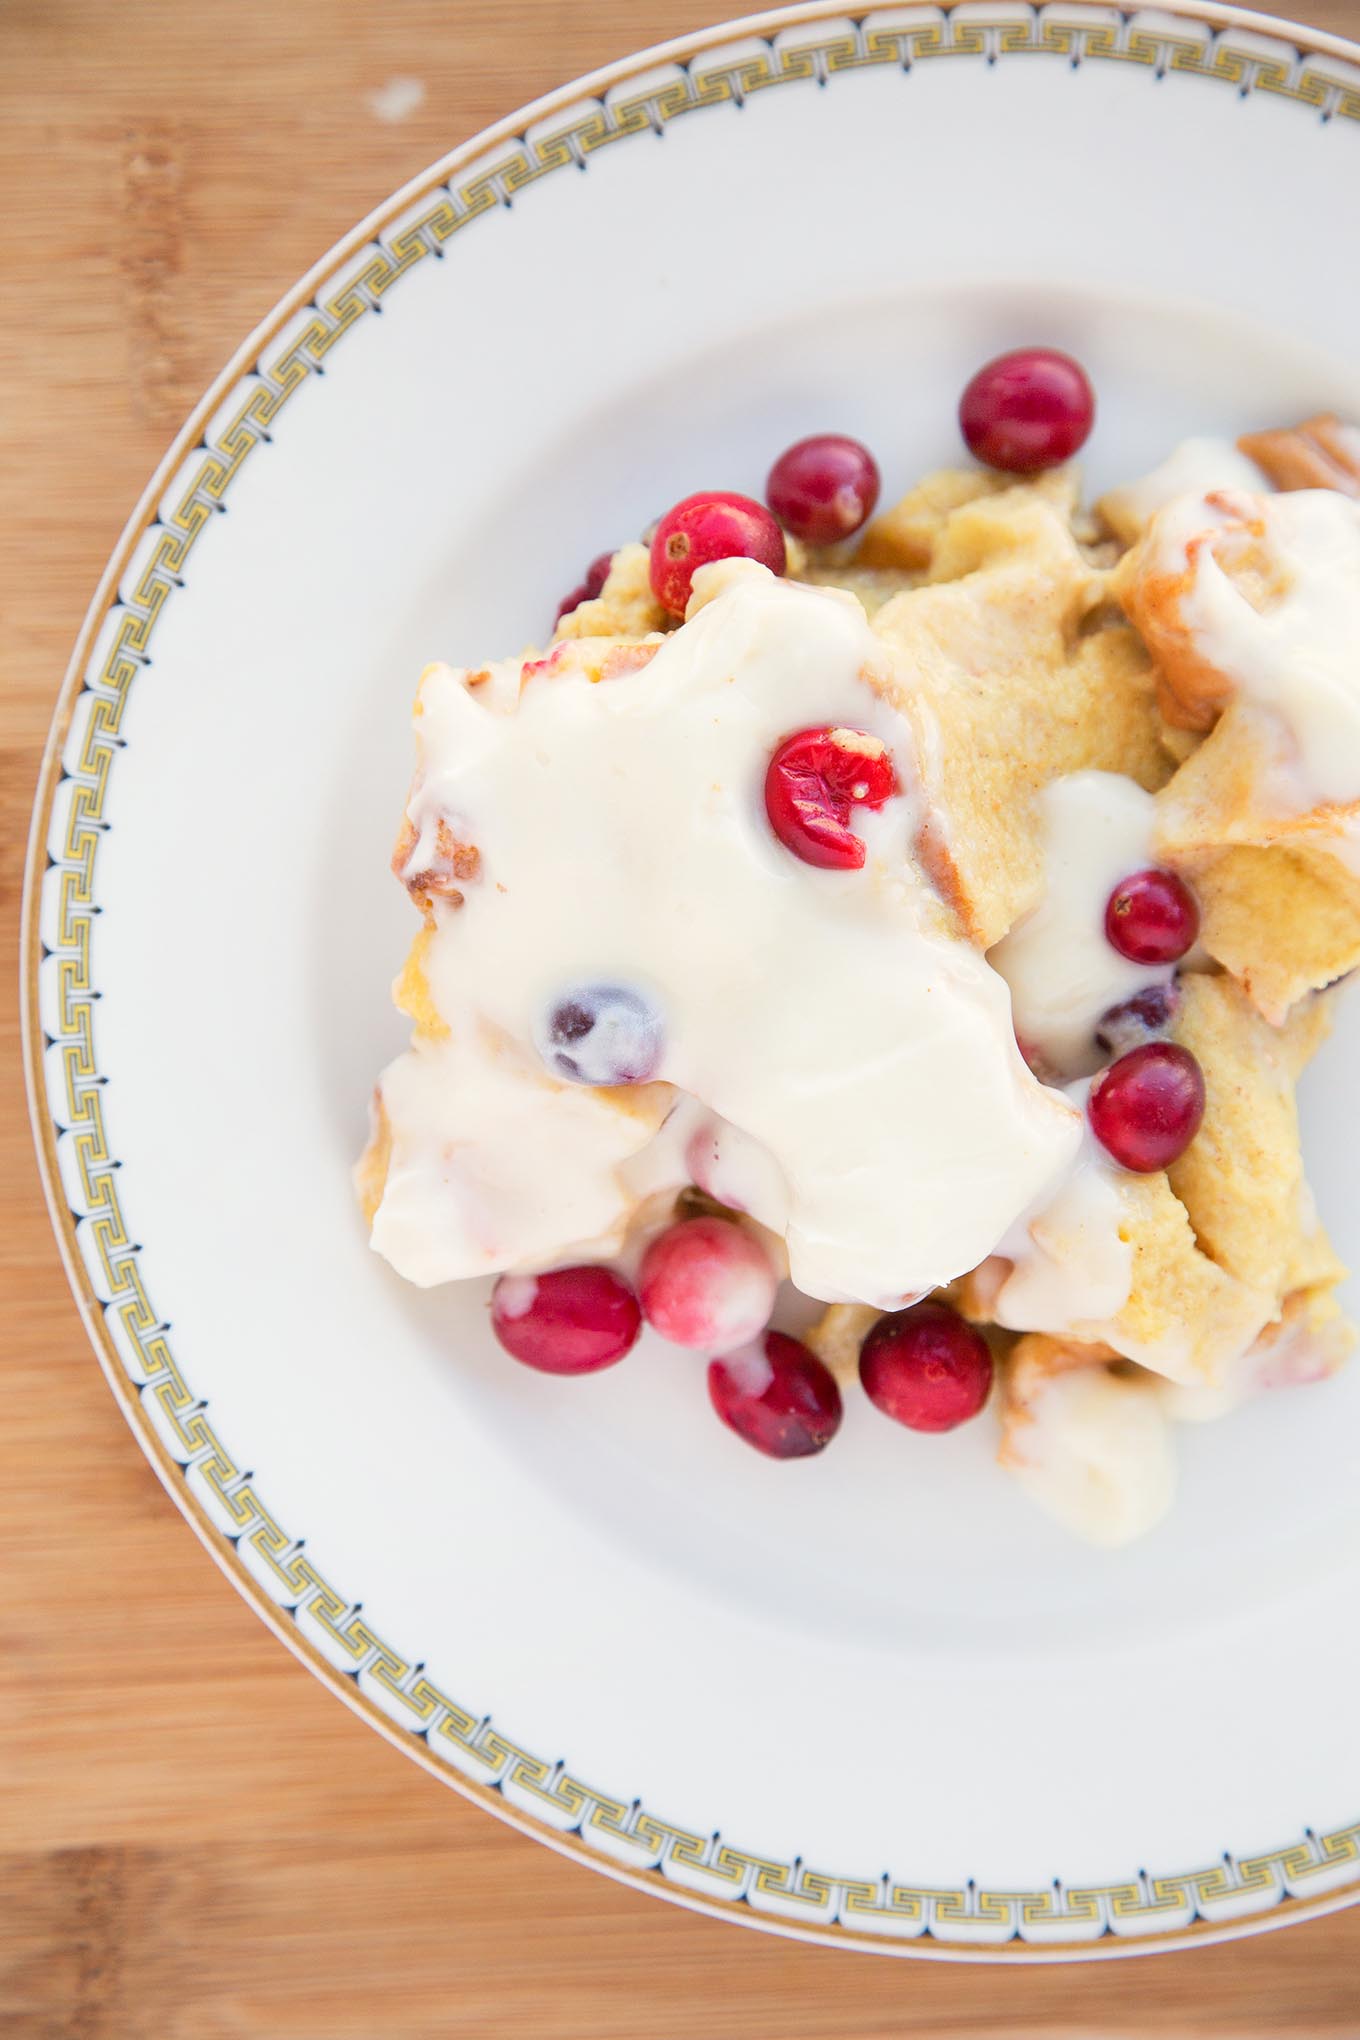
[4,3,1359,2032]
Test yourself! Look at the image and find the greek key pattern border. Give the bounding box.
[34,2,1360,1949]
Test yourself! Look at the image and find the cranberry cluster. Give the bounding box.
[507,346,1208,1458]
[490,1230,993,1462]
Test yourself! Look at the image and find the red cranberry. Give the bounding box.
[554,550,614,626]
[766,434,881,545]
[765,725,898,870]
[708,1332,842,1459]
[1105,868,1199,964]
[1088,1042,1205,1173]
[1095,980,1181,1058]
[858,1301,992,1433]
[649,492,785,615]
[639,1216,776,1351]
[491,1266,641,1374]
[959,348,1095,473]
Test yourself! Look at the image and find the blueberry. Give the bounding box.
[537,984,663,1085]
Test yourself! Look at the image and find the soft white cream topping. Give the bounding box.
[992,1096,1133,1332]
[370,1031,672,1284]
[373,564,1080,1305]
[1098,437,1265,545]
[989,772,1171,1078]
[1151,488,1360,812]
[1004,1360,1175,1547]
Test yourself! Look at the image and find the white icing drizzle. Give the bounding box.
[1098,436,1266,545]
[991,1089,1134,1333]
[1149,487,1360,816]
[369,563,1079,1304]
[989,771,1173,1079]
[1004,1359,1175,1548]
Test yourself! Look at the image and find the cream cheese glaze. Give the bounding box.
[989,771,1172,1078]
[369,1032,673,1284]
[1003,1357,1175,1547]
[1097,436,1265,545]
[1148,487,1360,816]
[369,562,1080,1304]
[991,1089,1133,1332]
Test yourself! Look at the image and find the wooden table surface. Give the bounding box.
[5,3,1360,2033]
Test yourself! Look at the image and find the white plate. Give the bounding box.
[25,0,1360,1960]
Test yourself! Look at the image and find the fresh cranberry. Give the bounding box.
[765,725,898,870]
[554,550,614,626]
[708,1332,842,1459]
[1095,980,1180,1058]
[639,1216,776,1351]
[649,492,786,615]
[1088,1042,1205,1173]
[959,348,1095,473]
[1105,868,1199,964]
[858,1301,992,1433]
[766,434,881,545]
[491,1266,641,1374]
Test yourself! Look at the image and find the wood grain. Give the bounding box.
[4,3,1360,2033]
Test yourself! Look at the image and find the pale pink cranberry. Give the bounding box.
[959,348,1095,472]
[1094,980,1180,1058]
[766,434,881,545]
[764,725,898,870]
[858,1301,992,1433]
[1105,868,1199,964]
[648,492,785,615]
[1088,1042,1205,1173]
[708,1332,842,1459]
[639,1217,776,1351]
[490,1266,640,1374]
[554,550,614,626]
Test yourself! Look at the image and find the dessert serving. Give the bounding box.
[357,347,1360,1548]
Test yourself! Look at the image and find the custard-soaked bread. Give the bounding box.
[394,926,451,1042]
[859,465,1079,573]
[952,972,1339,1386]
[948,1170,1266,1390]
[1188,845,1360,1025]
[796,559,923,618]
[552,542,668,642]
[803,1301,883,1382]
[1166,974,1329,1297]
[1154,701,1360,864]
[858,466,1005,570]
[1081,1170,1273,1387]
[1238,413,1360,496]
[1111,491,1285,733]
[1153,705,1360,1019]
[871,492,1169,947]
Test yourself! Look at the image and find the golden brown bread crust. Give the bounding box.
[391,814,480,915]
[1111,495,1287,733]
[1238,414,1360,496]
